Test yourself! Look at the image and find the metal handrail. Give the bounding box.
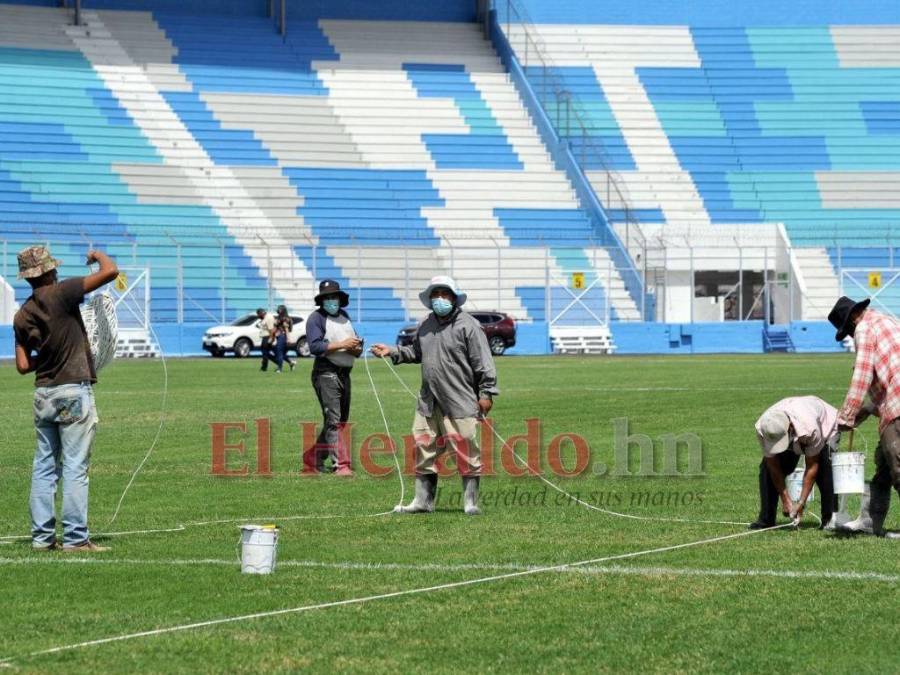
[501,0,647,255]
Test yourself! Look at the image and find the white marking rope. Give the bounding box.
[377,355,792,528]
[107,320,168,526]
[0,349,821,543]
[0,349,827,667]
[0,514,398,544]
[0,523,792,666]
[362,351,406,508]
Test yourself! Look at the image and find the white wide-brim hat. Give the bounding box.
[756,409,791,456]
[419,275,467,309]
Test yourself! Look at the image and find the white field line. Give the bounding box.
[0,556,896,583]
[0,526,791,665]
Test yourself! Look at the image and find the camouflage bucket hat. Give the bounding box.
[17,245,62,279]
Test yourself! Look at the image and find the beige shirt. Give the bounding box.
[257,314,275,339]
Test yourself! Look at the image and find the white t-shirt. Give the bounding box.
[324,314,357,368]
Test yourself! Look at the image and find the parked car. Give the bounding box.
[202,313,309,358]
[397,311,516,355]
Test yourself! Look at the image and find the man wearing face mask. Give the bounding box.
[371,276,498,516]
[304,280,362,475]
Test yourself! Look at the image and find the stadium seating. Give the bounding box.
[505,1,900,318]
[0,2,642,329]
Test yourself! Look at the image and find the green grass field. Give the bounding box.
[1,353,898,673]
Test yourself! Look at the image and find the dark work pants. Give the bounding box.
[260,337,273,371]
[869,420,900,525]
[873,419,900,494]
[306,360,352,471]
[756,448,837,526]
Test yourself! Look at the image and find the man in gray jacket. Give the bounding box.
[371,276,498,515]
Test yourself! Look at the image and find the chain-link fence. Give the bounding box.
[5,235,894,326]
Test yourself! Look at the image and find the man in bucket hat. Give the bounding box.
[829,295,900,539]
[751,396,839,529]
[13,245,119,552]
[303,280,362,475]
[371,276,498,515]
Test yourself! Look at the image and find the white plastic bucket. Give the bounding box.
[787,469,813,503]
[240,525,279,575]
[832,452,866,495]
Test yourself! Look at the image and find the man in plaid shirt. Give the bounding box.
[829,296,900,539]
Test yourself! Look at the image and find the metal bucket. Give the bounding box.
[787,468,814,503]
[832,452,866,495]
[240,524,279,575]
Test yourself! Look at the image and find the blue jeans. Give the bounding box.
[30,383,98,547]
[274,334,287,371]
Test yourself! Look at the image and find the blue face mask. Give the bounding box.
[431,297,454,317]
[323,299,340,316]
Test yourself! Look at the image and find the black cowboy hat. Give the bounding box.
[828,296,871,342]
[314,279,350,307]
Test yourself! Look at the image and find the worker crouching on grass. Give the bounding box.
[751,396,839,530]
[830,295,900,539]
[303,280,362,475]
[13,246,118,552]
[371,276,498,516]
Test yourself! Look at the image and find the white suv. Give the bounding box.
[202,313,310,358]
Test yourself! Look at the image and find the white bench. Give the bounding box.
[550,326,617,355]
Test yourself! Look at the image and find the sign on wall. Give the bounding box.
[571,272,585,289]
[869,272,882,289]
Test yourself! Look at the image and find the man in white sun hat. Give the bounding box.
[371,276,498,516]
[750,396,839,529]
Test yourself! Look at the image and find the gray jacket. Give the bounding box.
[391,308,499,419]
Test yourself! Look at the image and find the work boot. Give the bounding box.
[838,483,873,534]
[748,519,774,530]
[463,476,481,516]
[62,540,109,553]
[824,494,852,531]
[394,474,437,514]
[334,428,354,477]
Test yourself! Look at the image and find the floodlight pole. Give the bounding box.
[280,0,286,37]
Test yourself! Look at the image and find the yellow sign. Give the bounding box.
[115,272,128,292]
[572,272,585,290]
[869,272,882,289]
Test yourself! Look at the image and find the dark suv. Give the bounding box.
[397,311,516,355]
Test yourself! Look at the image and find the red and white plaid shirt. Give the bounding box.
[838,309,900,432]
